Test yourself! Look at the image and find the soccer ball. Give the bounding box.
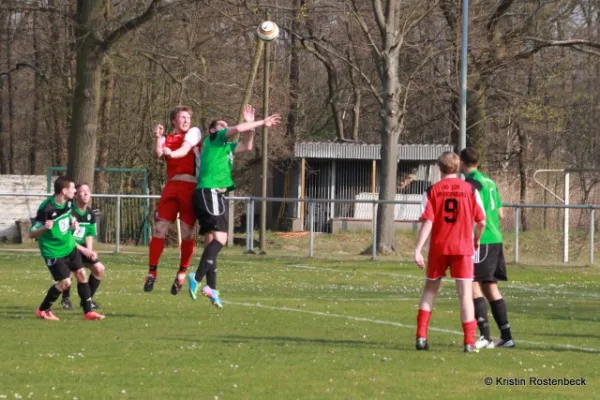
[256,21,280,42]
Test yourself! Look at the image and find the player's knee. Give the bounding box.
[93,263,105,278]
[179,222,195,240]
[57,278,71,292]
[154,220,171,237]
[74,268,88,282]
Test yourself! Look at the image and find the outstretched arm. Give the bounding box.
[224,105,281,138]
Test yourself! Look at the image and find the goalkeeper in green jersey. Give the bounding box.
[188,104,281,308]
[60,183,105,311]
[460,148,514,349]
[29,176,105,321]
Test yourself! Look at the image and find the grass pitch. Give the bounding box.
[0,247,599,399]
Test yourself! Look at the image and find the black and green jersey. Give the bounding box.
[30,196,76,258]
[197,128,238,192]
[466,170,503,244]
[72,206,97,246]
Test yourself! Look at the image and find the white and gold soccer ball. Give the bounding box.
[256,21,280,42]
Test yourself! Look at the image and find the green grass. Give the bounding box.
[0,247,599,399]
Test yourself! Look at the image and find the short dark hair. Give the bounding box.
[75,183,89,191]
[209,120,220,133]
[54,176,74,195]
[169,106,193,125]
[459,147,479,167]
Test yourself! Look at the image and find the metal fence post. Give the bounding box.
[115,195,121,254]
[514,206,520,264]
[246,198,252,253]
[590,208,595,265]
[249,199,255,253]
[308,201,314,257]
[372,202,377,261]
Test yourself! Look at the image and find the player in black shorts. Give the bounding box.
[60,183,106,311]
[29,176,105,321]
[188,105,281,307]
[460,148,514,348]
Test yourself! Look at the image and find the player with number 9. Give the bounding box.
[413,152,486,352]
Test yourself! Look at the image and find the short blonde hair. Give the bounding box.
[437,151,460,175]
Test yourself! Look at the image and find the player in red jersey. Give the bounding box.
[413,152,486,352]
[144,105,202,295]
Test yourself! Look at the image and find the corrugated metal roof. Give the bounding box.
[294,142,453,161]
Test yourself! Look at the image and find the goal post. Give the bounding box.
[533,168,600,263]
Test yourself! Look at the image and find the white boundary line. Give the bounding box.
[228,301,600,354]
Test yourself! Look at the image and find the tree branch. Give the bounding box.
[102,0,195,51]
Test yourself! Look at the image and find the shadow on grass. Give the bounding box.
[161,334,407,350]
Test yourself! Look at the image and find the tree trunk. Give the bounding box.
[6,11,15,173]
[467,79,487,164]
[30,10,41,174]
[325,63,345,141]
[376,52,403,253]
[96,61,115,193]
[48,0,69,168]
[516,122,528,231]
[0,11,5,174]
[377,132,400,253]
[286,1,301,137]
[351,88,361,141]
[67,1,104,189]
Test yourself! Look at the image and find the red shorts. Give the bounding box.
[156,180,196,226]
[426,249,474,280]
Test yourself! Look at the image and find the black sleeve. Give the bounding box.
[465,177,483,191]
[33,207,47,224]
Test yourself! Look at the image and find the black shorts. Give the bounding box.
[81,253,100,267]
[45,248,83,281]
[192,188,229,235]
[474,243,507,283]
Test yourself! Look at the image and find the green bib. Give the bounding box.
[466,170,503,244]
[197,128,238,192]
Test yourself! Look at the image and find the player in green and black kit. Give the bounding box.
[60,183,105,310]
[29,176,105,321]
[188,104,281,307]
[460,148,514,349]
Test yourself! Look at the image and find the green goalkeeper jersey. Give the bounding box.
[196,128,239,192]
[72,206,97,246]
[466,170,503,244]
[30,196,76,258]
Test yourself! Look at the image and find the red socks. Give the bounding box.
[179,239,195,270]
[148,237,166,276]
[462,320,477,346]
[416,309,432,339]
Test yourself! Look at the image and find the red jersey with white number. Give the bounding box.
[160,127,202,179]
[420,176,486,256]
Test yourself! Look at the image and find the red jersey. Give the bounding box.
[420,177,485,256]
[160,127,202,179]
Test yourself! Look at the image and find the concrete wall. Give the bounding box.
[331,219,419,234]
[0,175,48,242]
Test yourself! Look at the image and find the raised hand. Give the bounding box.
[44,220,54,230]
[243,104,255,123]
[264,114,281,128]
[153,124,165,139]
